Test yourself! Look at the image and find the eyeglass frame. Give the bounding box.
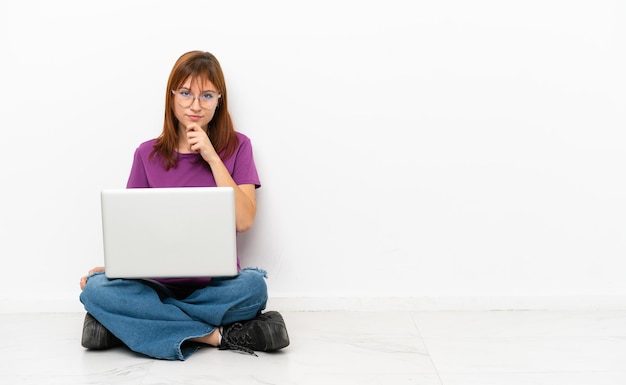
[171,89,222,109]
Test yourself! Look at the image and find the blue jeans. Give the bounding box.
[79,267,268,360]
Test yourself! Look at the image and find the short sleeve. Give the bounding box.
[126,147,150,188]
[231,134,261,188]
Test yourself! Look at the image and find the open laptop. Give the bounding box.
[101,187,238,279]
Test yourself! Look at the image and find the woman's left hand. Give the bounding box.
[186,124,220,164]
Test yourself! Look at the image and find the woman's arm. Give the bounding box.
[187,124,257,232]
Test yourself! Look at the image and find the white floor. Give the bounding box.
[1,310,626,384]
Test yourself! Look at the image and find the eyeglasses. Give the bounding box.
[171,89,221,109]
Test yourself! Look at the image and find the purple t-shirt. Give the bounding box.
[126,132,261,297]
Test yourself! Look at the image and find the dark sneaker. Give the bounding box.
[219,311,290,356]
[81,313,123,349]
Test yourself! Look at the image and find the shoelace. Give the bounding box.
[219,323,258,356]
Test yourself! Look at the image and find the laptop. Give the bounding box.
[101,187,238,279]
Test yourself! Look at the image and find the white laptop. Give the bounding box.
[101,187,238,279]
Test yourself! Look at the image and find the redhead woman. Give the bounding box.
[79,51,289,360]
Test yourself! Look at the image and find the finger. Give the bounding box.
[88,266,105,275]
[186,123,201,132]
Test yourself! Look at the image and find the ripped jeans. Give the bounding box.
[79,267,268,360]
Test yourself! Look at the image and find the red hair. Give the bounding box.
[151,51,239,169]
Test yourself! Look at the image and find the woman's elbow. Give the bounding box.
[236,217,255,233]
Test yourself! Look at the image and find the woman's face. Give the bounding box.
[172,76,220,132]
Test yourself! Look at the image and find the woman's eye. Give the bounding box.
[200,93,215,100]
[179,91,192,98]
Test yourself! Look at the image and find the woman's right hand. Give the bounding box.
[80,266,105,290]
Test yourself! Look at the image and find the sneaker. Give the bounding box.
[219,311,290,355]
[81,312,123,349]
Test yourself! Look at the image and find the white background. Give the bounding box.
[1,0,624,311]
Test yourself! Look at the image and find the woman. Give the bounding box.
[79,51,289,360]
